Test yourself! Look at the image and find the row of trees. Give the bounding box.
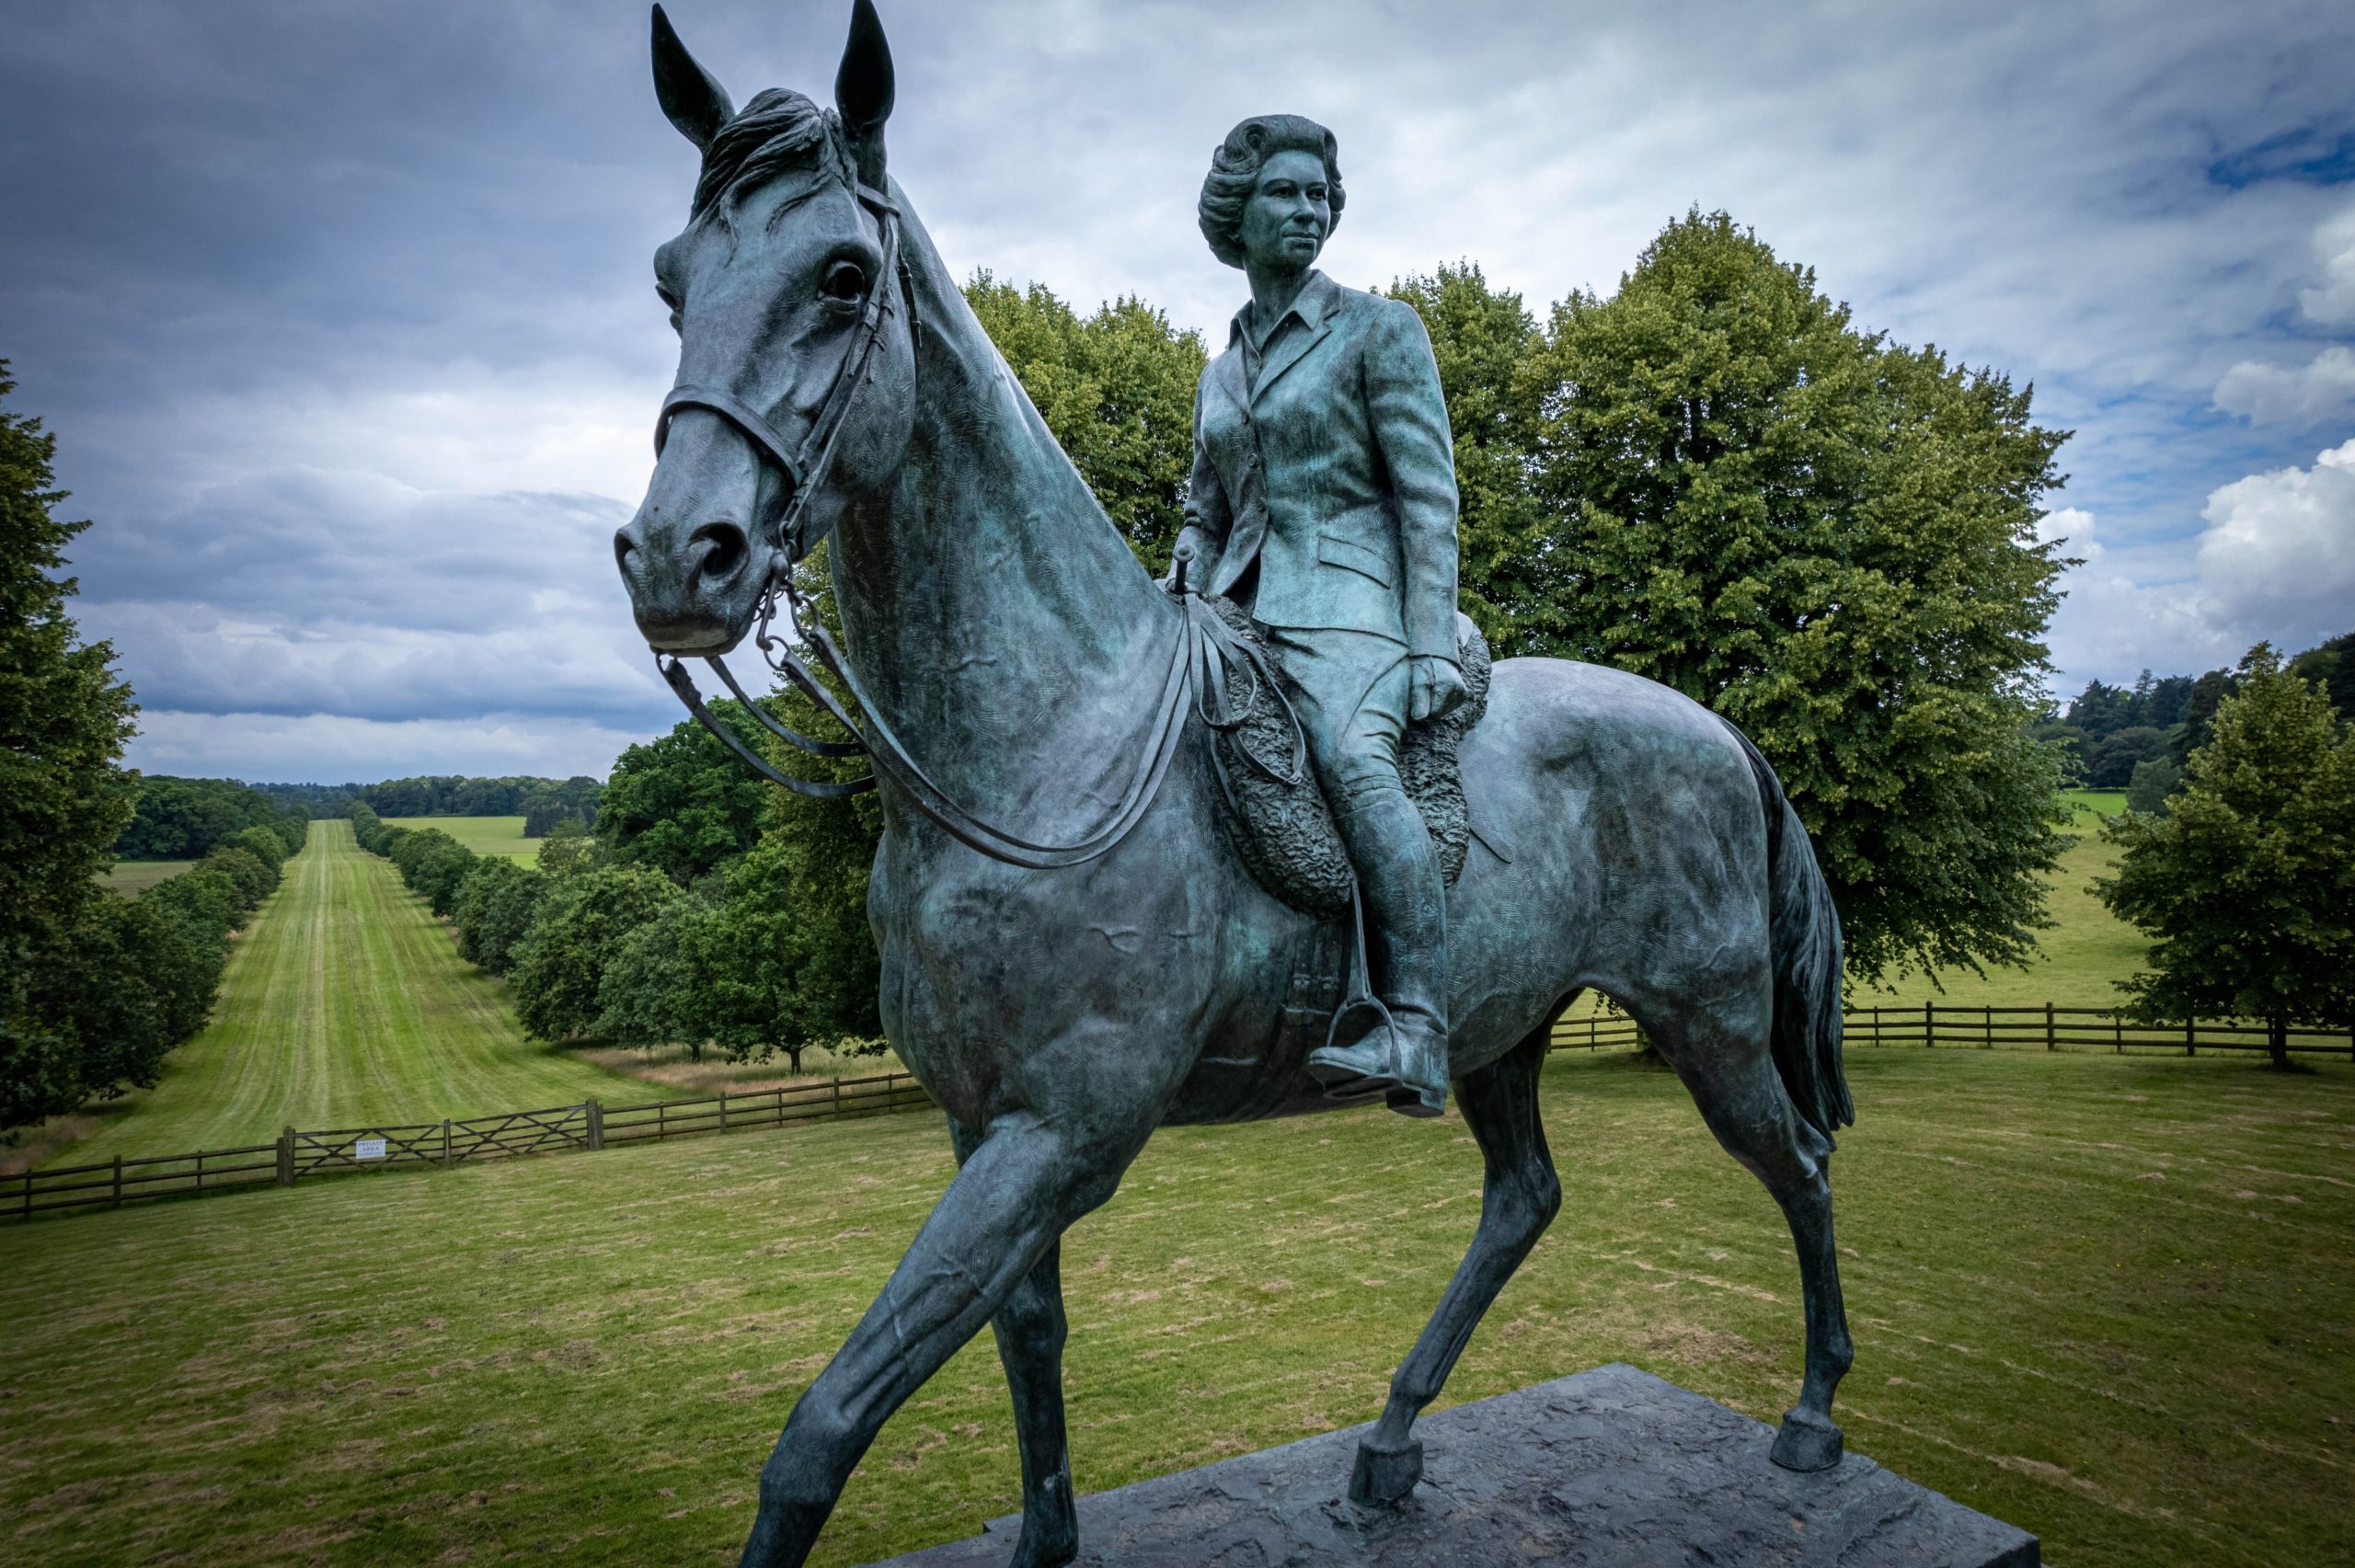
[9,824,304,1128]
[350,694,880,1073]
[358,773,601,830]
[112,774,310,860]
[2044,632,2354,797]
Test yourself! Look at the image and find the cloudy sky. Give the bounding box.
[6,0,2352,782]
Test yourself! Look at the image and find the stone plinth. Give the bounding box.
[871,1363,2038,1566]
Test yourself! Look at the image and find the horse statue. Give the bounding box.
[614,6,1855,1564]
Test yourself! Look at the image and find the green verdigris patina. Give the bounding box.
[1173,115,1465,1117]
[613,6,1857,1565]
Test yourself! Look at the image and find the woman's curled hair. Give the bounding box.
[1197,114,1345,269]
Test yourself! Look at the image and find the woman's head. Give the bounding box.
[1198,114,1345,270]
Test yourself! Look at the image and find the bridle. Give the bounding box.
[649,173,1251,870]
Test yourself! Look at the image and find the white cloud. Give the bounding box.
[2045,440,2355,692]
[2036,506,2102,564]
[125,711,655,784]
[2299,205,2355,325]
[2213,345,2355,428]
[2197,437,2355,630]
[13,0,2355,769]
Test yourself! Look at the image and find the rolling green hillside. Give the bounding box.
[44,819,673,1167]
[1861,789,2147,1008]
[381,813,544,860]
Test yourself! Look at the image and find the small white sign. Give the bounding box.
[353,1137,388,1161]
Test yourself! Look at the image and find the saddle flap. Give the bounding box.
[1199,596,1492,917]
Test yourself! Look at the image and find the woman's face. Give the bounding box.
[1239,148,1331,273]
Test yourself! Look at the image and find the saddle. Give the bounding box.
[1192,593,1492,917]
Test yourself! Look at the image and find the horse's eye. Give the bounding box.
[822,259,868,302]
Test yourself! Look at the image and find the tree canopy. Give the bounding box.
[2097,645,2354,1067]
[1394,217,2073,982]
[115,775,305,861]
[1,364,152,1131]
[594,702,774,886]
[963,271,1207,574]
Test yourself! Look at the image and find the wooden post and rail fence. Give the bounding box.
[11,1006,2352,1224]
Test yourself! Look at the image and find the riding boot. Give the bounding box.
[1304,787,1451,1117]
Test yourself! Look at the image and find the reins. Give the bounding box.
[650,173,1238,870]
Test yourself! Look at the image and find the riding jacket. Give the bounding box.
[1175,269,1462,665]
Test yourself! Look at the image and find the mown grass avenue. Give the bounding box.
[2,1049,2345,1568]
[37,819,675,1169]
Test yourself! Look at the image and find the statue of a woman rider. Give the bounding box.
[1168,114,1467,1118]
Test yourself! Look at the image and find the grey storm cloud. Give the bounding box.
[4,0,2354,780]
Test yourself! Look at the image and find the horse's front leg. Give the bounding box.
[739,1106,1139,1568]
[950,1116,1078,1568]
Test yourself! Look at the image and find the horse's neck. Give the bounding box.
[831,196,1173,813]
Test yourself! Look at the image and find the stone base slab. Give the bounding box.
[870,1362,2038,1566]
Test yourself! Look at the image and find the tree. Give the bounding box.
[2097,645,2355,1068]
[595,898,706,1055]
[672,830,885,1073]
[1518,211,2073,981]
[114,776,300,860]
[0,363,142,1130]
[388,828,477,918]
[223,824,293,874]
[453,857,548,976]
[2083,725,2171,789]
[200,845,277,910]
[21,895,218,1107]
[509,864,680,1041]
[2288,630,2355,723]
[964,271,1208,574]
[2125,757,2182,814]
[595,704,774,885]
[144,864,250,943]
[2172,668,2237,764]
[534,818,604,881]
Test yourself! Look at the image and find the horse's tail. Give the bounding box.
[1722,721,1853,1145]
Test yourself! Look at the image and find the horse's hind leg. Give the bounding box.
[1652,1005,1854,1471]
[950,1118,1077,1568]
[1353,1024,1560,1505]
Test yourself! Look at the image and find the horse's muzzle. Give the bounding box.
[615,510,763,655]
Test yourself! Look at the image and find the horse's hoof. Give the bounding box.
[1769,1407,1844,1471]
[1350,1436,1424,1505]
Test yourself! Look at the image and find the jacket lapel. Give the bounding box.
[1249,272,1338,404]
[1209,346,1251,423]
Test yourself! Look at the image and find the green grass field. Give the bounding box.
[2,1048,2345,1567]
[98,858,196,895]
[37,819,674,1170]
[382,814,545,861]
[1861,788,2149,1010]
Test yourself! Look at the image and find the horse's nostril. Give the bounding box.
[614,530,638,576]
[690,521,750,587]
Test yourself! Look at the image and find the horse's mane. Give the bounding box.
[691,88,856,219]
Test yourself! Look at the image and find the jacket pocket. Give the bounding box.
[1316,532,1395,588]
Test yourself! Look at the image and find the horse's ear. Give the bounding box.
[833,0,893,188]
[651,4,733,152]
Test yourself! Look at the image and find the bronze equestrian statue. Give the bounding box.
[614,6,1855,1565]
